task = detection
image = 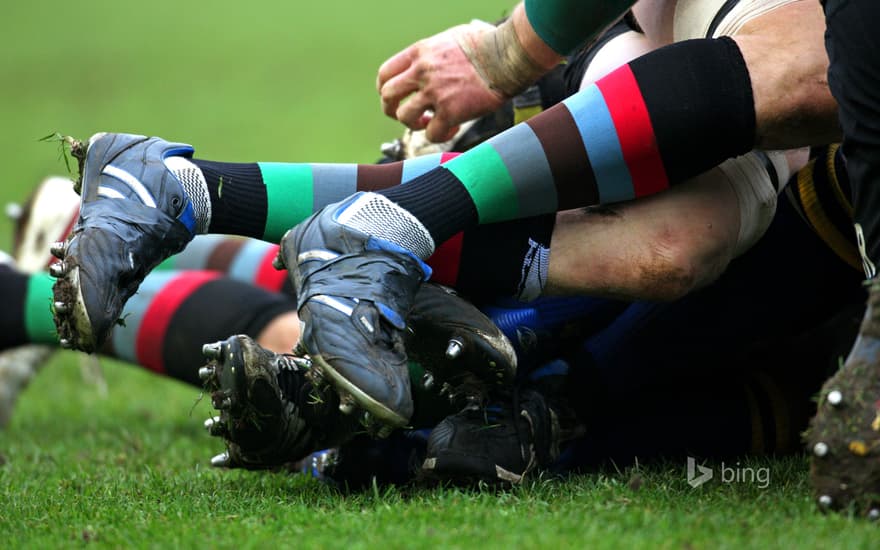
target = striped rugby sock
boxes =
[158,224,556,303]
[157,235,290,293]
[786,144,860,271]
[379,37,756,246]
[194,153,458,243]
[428,214,556,300]
[0,261,292,385]
[0,268,57,349]
[109,270,296,385]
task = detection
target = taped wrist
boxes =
[457,17,547,98]
[718,150,789,257]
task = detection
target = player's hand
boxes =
[377,21,507,143]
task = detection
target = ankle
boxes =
[164,156,211,234]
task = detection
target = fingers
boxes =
[396,94,433,130]
[418,112,434,128]
[377,46,415,91]
[380,67,422,119]
[377,23,498,138]
[425,116,460,144]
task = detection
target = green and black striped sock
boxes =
[0,268,56,349]
[194,153,459,242]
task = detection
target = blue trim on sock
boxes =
[179,202,197,235]
[331,192,365,222]
[365,236,432,281]
[163,145,195,159]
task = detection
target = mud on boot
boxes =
[807,281,880,518]
[52,133,209,353]
[274,192,435,432]
[406,283,516,402]
[200,334,358,470]
[421,388,567,485]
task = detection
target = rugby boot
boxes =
[421,388,559,485]
[201,334,358,470]
[808,281,880,518]
[422,359,585,485]
[406,283,516,397]
[276,192,432,432]
[52,133,208,352]
[326,430,432,489]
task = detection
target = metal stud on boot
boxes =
[199,334,358,470]
[807,281,880,516]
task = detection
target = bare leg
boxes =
[546,172,741,301]
[733,1,838,149]
[255,311,300,354]
[543,19,809,301]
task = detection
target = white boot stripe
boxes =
[97,186,126,200]
[102,165,156,208]
[310,295,354,317]
[298,250,339,264]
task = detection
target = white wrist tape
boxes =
[718,149,790,257]
[456,18,547,98]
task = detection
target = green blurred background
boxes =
[0,0,511,246]
[4,4,880,547]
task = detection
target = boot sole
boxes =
[311,353,408,432]
[53,264,98,353]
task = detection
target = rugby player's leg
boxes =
[807,0,880,516]
[558,183,864,469]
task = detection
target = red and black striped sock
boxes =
[428,214,556,301]
[160,235,290,294]
[109,270,296,386]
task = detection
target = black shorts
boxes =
[823,0,880,274]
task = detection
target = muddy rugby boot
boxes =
[201,334,358,470]
[406,283,516,397]
[200,285,517,469]
[52,133,209,352]
[422,388,560,485]
[275,192,434,433]
[808,281,880,518]
[423,358,584,485]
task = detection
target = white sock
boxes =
[336,192,435,259]
[164,156,212,234]
[516,238,550,302]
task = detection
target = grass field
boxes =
[0,1,877,548]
